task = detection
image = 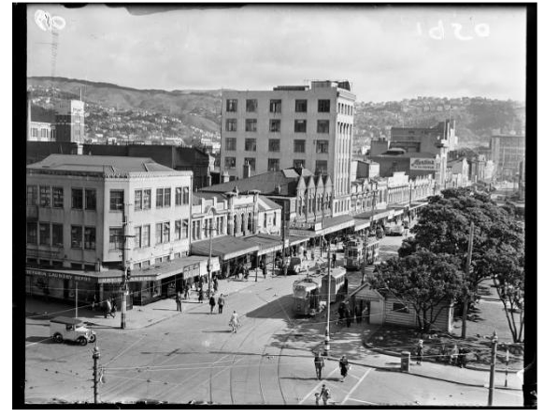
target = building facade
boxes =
[26,154,195,305]
[220,80,356,215]
[489,134,525,179]
[54,100,85,144]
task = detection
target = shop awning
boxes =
[354,218,370,232]
[190,235,260,261]
[316,214,354,236]
[242,233,286,256]
[288,234,310,246]
[409,200,428,210]
[354,209,391,222]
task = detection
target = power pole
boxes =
[120,202,133,330]
[488,331,498,406]
[461,221,475,339]
[282,203,288,277]
[92,346,100,404]
[324,241,331,356]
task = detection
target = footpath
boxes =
[25,252,523,395]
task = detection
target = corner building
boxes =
[221,80,356,216]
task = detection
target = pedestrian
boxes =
[229,310,240,333]
[198,288,204,303]
[339,355,349,382]
[415,339,424,365]
[218,294,225,314]
[332,253,337,265]
[209,294,216,314]
[184,284,190,300]
[110,298,117,318]
[319,384,331,405]
[315,392,321,405]
[91,294,98,311]
[213,278,218,292]
[345,307,352,328]
[262,263,267,279]
[104,298,112,318]
[355,304,362,324]
[314,352,325,380]
[450,344,459,365]
[175,291,182,312]
[458,347,468,368]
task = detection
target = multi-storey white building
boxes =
[220,80,356,216]
[489,134,525,179]
[25,154,202,305]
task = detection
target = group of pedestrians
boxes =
[208,293,226,314]
[337,301,364,327]
[312,352,351,405]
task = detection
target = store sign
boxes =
[410,158,438,171]
[25,268,93,282]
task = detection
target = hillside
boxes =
[27,77,524,147]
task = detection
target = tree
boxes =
[369,250,464,333]
[402,187,525,342]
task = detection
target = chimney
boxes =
[222,170,230,183]
[243,160,251,179]
[274,184,282,194]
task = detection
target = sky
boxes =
[26,4,528,103]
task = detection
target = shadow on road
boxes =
[245,295,293,320]
[26,336,55,344]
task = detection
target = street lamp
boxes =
[324,240,332,356]
[488,330,499,406]
[206,210,217,298]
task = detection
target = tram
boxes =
[292,277,322,316]
[321,267,347,303]
[344,237,380,270]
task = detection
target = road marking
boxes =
[340,367,373,405]
[298,367,339,404]
[345,397,378,405]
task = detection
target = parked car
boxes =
[50,316,96,346]
[385,223,404,236]
[287,257,310,274]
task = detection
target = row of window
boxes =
[226,98,332,114]
[26,222,97,250]
[225,118,330,134]
[30,127,55,139]
[27,186,190,211]
[226,138,329,154]
[225,157,328,173]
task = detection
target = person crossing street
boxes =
[314,352,325,380]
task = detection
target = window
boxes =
[295,99,307,112]
[317,120,330,134]
[39,223,50,246]
[155,222,170,244]
[245,138,256,152]
[270,99,281,113]
[27,222,38,244]
[294,140,306,153]
[244,158,256,171]
[175,220,181,240]
[226,137,237,151]
[393,302,410,314]
[246,99,257,112]
[263,213,267,228]
[225,157,236,169]
[52,224,63,247]
[72,225,83,249]
[39,186,51,207]
[155,188,171,208]
[134,226,142,248]
[318,99,330,112]
[182,187,190,205]
[143,189,151,209]
[245,119,257,132]
[269,119,281,132]
[315,160,328,174]
[52,187,63,208]
[268,159,280,172]
[72,188,83,209]
[142,225,150,247]
[108,227,123,250]
[175,187,182,206]
[225,119,237,132]
[135,190,143,211]
[27,185,38,206]
[192,220,201,240]
[293,159,306,168]
[294,120,307,133]
[316,140,329,153]
[182,219,189,239]
[85,189,96,210]
[110,190,124,211]
[269,139,280,152]
[84,227,96,250]
[226,99,237,112]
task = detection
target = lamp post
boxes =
[488,330,499,406]
[324,240,331,356]
[206,214,216,298]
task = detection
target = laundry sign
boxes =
[410,158,438,171]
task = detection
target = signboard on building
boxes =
[410,158,439,171]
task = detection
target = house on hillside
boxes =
[348,283,454,333]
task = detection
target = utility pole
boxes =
[488,331,498,406]
[324,241,331,356]
[461,221,475,339]
[75,282,78,319]
[207,217,214,298]
[92,346,100,404]
[281,203,288,277]
[120,202,133,330]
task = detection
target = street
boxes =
[25,234,523,406]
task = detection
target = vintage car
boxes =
[50,316,96,346]
[287,257,310,274]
